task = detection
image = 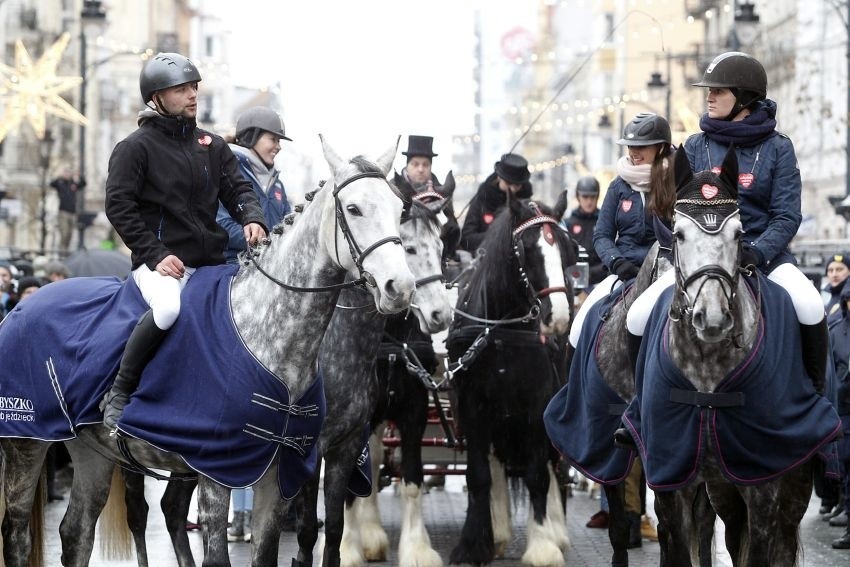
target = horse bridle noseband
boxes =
[670,231,743,322]
[511,206,570,301]
[249,171,402,293]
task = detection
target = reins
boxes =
[246,170,402,293]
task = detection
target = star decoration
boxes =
[0,33,87,142]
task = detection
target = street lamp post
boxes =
[78,0,106,250]
[38,130,56,253]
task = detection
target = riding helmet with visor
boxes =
[235,106,293,148]
[139,52,202,104]
[575,176,600,197]
[692,51,767,120]
[616,113,671,147]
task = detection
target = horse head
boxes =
[320,135,415,314]
[671,146,742,343]
[508,199,576,336]
[396,171,455,334]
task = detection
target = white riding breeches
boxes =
[132,264,196,330]
[626,262,824,336]
[569,273,622,348]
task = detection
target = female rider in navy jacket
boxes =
[627,52,828,392]
[568,113,675,348]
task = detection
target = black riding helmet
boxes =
[616,113,671,146]
[693,52,767,120]
[575,176,600,196]
[139,52,202,105]
[235,106,293,148]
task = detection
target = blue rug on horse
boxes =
[544,287,636,485]
[0,265,326,496]
[622,272,842,490]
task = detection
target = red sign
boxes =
[500,27,535,60]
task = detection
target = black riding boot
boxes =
[613,332,643,449]
[100,310,167,431]
[627,331,642,371]
[800,320,828,395]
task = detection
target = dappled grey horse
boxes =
[0,136,415,567]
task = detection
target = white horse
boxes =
[0,136,414,567]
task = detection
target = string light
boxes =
[0,33,87,142]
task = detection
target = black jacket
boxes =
[105,112,266,270]
[829,303,850,416]
[563,208,605,284]
[459,173,532,253]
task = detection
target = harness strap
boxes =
[242,423,314,456]
[669,388,745,408]
[116,435,197,481]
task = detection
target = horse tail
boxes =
[98,465,133,561]
[27,469,45,567]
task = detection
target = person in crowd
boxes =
[626,51,829,397]
[830,284,850,549]
[567,112,675,350]
[558,175,605,286]
[44,260,70,282]
[393,135,461,262]
[0,262,13,319]
[459,153,532,253]
[100,52,267,432]
[217,106,292,266]
[825,253,850,323]
[216,106,293,540]
[49,168,85,252]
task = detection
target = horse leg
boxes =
[121,469,150,567]
[160,476,198,567]
[197,476,232,567]
[653,488,695,567]
[58,442,113,567]
[543,463,570,552]
[521,439,566,567]
[292,465,321,567]
[1,439,48,567]
[770,463,812,566]
[449,394,493,566]
[489,453,511,556]
[692,482,716,567]
[396,387,440,567]
[323,445,364,567]
[344,428,388,563]
[704,482,746,565]
[604,483,630,567]
[249,466,290,567]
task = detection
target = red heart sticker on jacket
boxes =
[198,135,212,146]
[483,213,494,224]
[701,184,719,199]
[739,173,754,188]
[571,225,582,234]
[711,166,722,174]
[621,200,632,213]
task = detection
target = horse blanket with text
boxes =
[0,265,326,497]
[622,273,842,490]
[544,286,636,485]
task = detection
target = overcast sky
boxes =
[212,0,478,178]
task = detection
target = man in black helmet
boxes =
[101,52,268,432]
[560,176,605,286]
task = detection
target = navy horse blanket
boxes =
[544,286,636,485]
[622,272,842,490]
[0,265,326,496]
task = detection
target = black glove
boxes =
[740,245,760,269]
[611,258,640,281]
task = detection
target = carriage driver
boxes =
[626,52,828,393]
[101,52,268,432]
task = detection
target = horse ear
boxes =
[552,190,569,221]
[374,135,400,176]
[673,145,693,192]
[437,171,456,199]
[718,145,739,199]
[392,170,416,202]
[319,134,346,178]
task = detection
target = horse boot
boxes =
[100,310,168,432]
[800,320,828,395]
[626,511,642,548]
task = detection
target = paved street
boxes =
[40,469,849,566]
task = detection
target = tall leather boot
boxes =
[100,310,167,431]
[800,320,828,395]
[627,331,642,372]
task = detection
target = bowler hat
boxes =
[494,153,530,185]
[402,135,438,158]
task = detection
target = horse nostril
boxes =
[431,311,443,325]
[693,311,704,329]
[383,279,396,298]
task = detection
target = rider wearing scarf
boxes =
[627,52,828,395]
[568,113,674,349]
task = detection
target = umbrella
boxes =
[65,249,132,279]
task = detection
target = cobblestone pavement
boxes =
[39,471,849,566]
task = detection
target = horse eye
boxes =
[345,205,363,216]
[405,246,417,255]
[674,231,684,241]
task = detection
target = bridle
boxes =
[249,170,402,293]
[670,236,740,322]
[403,190,448,293]
[511,203,570,301]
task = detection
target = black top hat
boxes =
[494,153,530,185]
[402,135,438,158]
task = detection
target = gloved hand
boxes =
[612,258,640,281]
[740,245,761,269]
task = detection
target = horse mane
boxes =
[349,155,383,174]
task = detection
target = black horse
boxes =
[445,198,576,566]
